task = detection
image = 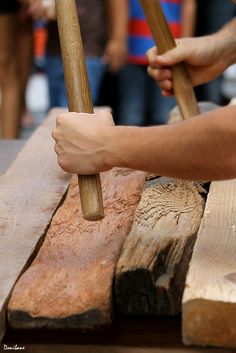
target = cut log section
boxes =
[115,177,206,315]
[8,169,146,330]
[182,179,236,348]
[0,109,71,341]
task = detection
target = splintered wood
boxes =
[0,109,70,341]
[183,179,236,348]
[8,169,146,329]
[115,177,206,315]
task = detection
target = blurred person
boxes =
[17,3,34,128]
[195,0,236,104]
[0,1,34,138]
[26,0,128,108]
[0,1,21,138]
[117,0,196,126]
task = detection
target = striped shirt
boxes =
[128,0,182,64]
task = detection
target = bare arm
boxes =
[52,106,236,181]
[103,0,128,72]
[180,0,196,37]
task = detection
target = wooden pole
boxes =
[140,0,200,119]
[55,0,104,221]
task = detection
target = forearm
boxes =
[107,0,128,41]
[180,0,196,37]
[107,106,236,181]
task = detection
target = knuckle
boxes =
[56,114,65,125]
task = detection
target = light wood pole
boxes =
[55,0,104,221]
[140,0,200,119]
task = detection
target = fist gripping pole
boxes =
[56,0,104,221]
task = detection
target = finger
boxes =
[51,128,61,141]
[54,143,60,155]
[147,66,172,81]
[56,114,67,126]
[146,46,158,65]
[162,90,173,97]
[155,43,189,67]
[159,79,173,91]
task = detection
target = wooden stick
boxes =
[55,0,104,221]
[140,0,200,119]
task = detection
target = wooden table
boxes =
[0,140,232,353]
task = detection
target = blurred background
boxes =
[1,0,236,140]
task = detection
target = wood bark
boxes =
[0,109,71,341]
[182,179,236,348]
[115,177,206,315]
[8,169,146,330]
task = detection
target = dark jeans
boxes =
[118,64,175,126]
[45,54,107,108]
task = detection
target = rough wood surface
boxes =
[0,109,71,341]
[182,179,236,348]
[8,169,146,330]
[115,177,206,315]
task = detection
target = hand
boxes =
[146,35,229,96]
[52,110,115,175]
[23,0,56,21]
[103,39,127,73]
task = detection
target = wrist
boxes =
[104,125,141,170]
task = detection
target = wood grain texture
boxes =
[0,109,70,341]
[140,0,200,119]
[182,179,236,348]
[8,169,146,330]
[115,177,206,315]
[56,0,104,221]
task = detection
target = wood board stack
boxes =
[0,109,236,349]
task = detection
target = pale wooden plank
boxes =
[0,109,71,341]
[183,179,236,348]
[115,177,206,315]
[7,169,146,329]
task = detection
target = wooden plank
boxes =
[0,140,26,175]
[0,109,71,341]
[7,169,146,329]
[115,177,206,315]
[182,179,236,348]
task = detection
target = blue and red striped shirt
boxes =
[128,0,182,65]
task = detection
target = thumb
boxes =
[156,45,189,66]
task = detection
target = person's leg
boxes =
[117,64,147,126]
[45,54,68,108]
[0,14,20,138]
[147,77,175,125]
[85,57,106,105]
[17,9,34,127]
